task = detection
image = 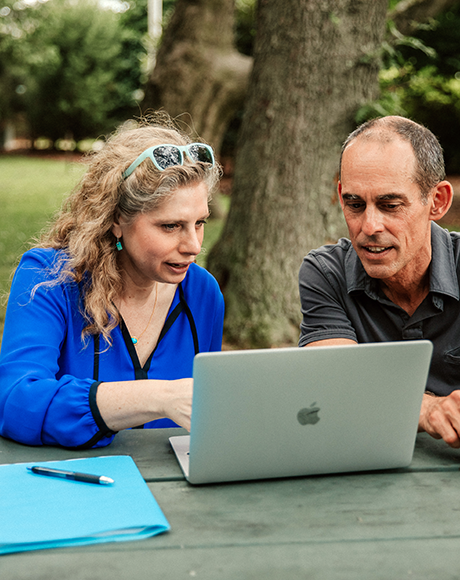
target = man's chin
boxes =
[360,260,395,281]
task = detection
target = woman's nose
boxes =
[181,229,202,255]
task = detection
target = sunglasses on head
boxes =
[122,142,215,179]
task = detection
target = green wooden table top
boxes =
[2,430,460,479]
[0,428,188,482]
[2,430,460,579]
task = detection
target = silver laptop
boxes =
[170,340,433,484]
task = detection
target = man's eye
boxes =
[346,202,364,211]
[162,224,178,231]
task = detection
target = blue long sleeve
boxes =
[0,249,110,447]
[0,249,224,447]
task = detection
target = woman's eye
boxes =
[162,224,178,231]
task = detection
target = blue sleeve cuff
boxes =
[67,382,117,450]
[89,381,117,437]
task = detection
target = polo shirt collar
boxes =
[344,222,459,301]
[429,222,459,299]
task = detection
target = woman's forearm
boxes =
[96,378,193,431]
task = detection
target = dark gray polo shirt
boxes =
[299,222,460,396]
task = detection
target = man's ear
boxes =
[430,181,454,222]
[338,181,344,210]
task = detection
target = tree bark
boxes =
[142,0,252,154]
[207,0,388,348]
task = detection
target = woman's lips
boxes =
[166,261,192,272]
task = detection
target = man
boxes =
[298,115,460,448]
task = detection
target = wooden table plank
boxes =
[2,538,460,580]
[2,431,460,485]
[147,471,460,548]
[2,431,460,486]
[0,429,187,481]
[410,432,460,469]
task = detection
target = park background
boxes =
[2,0,460,349]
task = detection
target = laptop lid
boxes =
[170,340,433,484]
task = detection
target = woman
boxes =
[0,117,224,448]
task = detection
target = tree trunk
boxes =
[207,0,388,348]
[142,0,252,154]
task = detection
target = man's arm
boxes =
[304,338,357,347]
[419,392,460,449]
[298,250,359,347]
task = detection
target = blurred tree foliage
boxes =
[6,0,459,168]
[0,0,148,143]
[358,2,460,173]
[234,0,256,56]
[0,0,256,145]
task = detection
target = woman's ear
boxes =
[430,181,454,222]
[111,211,123,238]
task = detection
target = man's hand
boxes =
[418,391,460,448]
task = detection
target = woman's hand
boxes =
[158,378,193,431]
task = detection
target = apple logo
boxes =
[297,403,320,425]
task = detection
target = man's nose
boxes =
[361,207,384,236]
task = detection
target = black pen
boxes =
[27,466,114,485]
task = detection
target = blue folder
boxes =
[0,455,170,555]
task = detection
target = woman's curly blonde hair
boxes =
[36,114,221,344]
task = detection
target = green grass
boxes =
[0,156,86,327]
[0,155,227,341]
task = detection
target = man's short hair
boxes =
[339,116,446,202]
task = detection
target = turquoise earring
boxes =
[116,237,123,251]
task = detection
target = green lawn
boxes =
[0,156,85,331]
[0,154,227,342]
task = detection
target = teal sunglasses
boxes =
[122,142,215,179]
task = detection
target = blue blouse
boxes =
[0,248,224,448]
